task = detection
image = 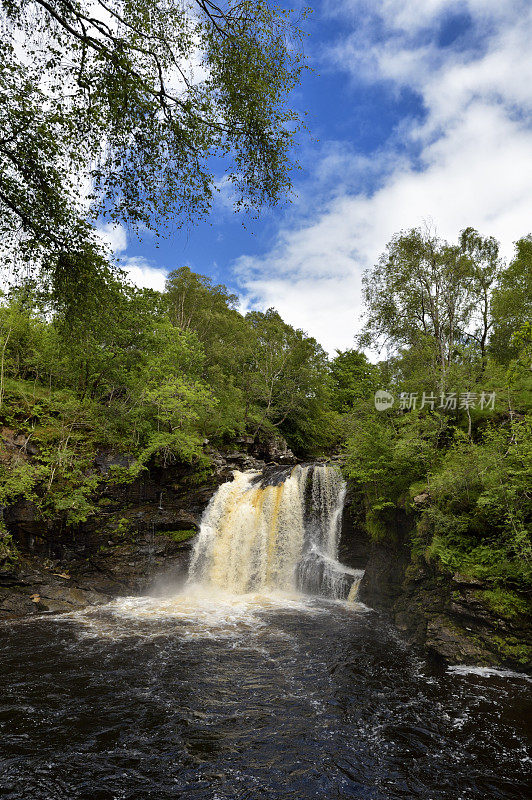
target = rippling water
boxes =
[1,591,530,800]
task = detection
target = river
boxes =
[1,591,530,799]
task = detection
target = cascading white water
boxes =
[65,464,366,641]
[188,464,364,601]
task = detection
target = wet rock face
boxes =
[357,510,412,607]
[0,531,195,620]
[252,434,296,464]
[251,464,294,487]
[207,449,267,481]
[338,488,371,571]
[0,561,110,617]
[359,511,532,672]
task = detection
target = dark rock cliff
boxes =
[358,508,532,672]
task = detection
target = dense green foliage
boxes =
[344,227,532,606]
[1,0,307,297]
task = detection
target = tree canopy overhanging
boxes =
[0,0,308,295]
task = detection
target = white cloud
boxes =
[234,1,532,355]
[95,222,128,255]
[94,223,167,291]
[121,257,168,292]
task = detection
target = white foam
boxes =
[60,585,327,640]
[56,581,370,641]
[448,665,532,682]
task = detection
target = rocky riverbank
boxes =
[358,506,532,672]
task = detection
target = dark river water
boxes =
[0,591,530,800]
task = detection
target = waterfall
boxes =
[188,464,364,601]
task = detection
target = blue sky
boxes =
[98,0,532,355]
